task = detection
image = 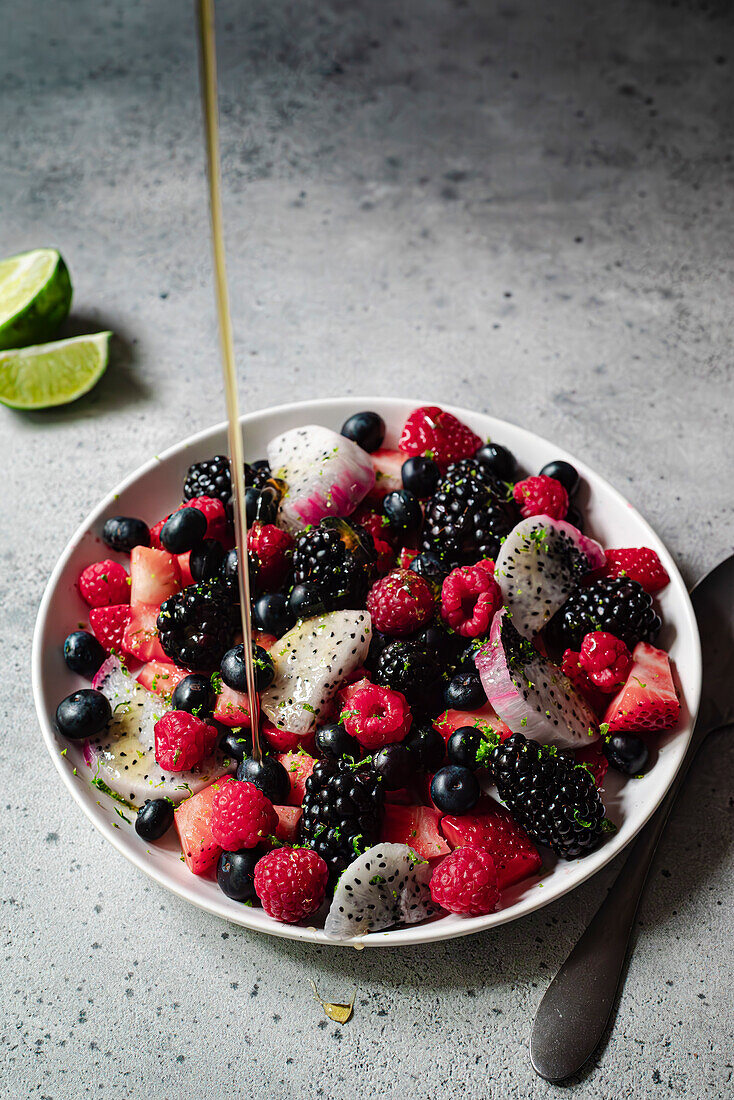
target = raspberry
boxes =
[181,496,229,544]
[366,568,435,636]
[399,406,482,471]
[254,846,329,923]
[513,475,568,520]
[350,504,395,546]
[399,547,418,569]
[88,604,131,653]
[561,649,606,713]
[154,710,218,772]
[579,631,632,693]
[78,560,130,608]
[247,522,294,589]
[600,547,670,595]
[429,846,500,916]
[440,563,503,638]
[210,778,278,850]
[340,682,412,750]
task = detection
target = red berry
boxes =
[210,778,278,850]
[399,405,482,471]
[440,563,503,638]
[254,846,329,923]
[441,802,541,890]
[579,631,632,693]
[78,559,131,608]
[247,522,294,589]
[602,547,670,594]
[88,604,131,653]
[350,504,395,546]
[154,710,218,772]
[149,517,167,550]
[180,496,229,544]
[561,649,606,713]
[574,742,609,788]
[429,846,500,916]
[340,682,412,750]
[513,475,569,520]
[366,568,434,636]
[398,547,418,569]
[373,537,396,576]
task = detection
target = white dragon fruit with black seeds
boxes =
[495,515,605,638]
[324,843,439,938]
[267,424,375,533]
[261,610,371,736]
[475,609,599,750]
[89,657,232,804]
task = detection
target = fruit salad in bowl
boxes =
[33,398,699,945]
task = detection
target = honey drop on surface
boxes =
[309,980,356,1025]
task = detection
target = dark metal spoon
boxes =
[530,555,734,1082]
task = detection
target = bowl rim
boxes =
[32,395,702,947]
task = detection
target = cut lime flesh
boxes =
[0,332,111,409]
[0,248,73,350]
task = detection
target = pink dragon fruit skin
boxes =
[475,609,599,751]
[494,515,606,639]
[266,425,376,533]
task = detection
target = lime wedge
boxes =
[0,248,73,350]
[0,332,111,409]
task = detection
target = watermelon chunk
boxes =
[603,642,680,733]
[433,703,513,746]
[441,800,542,890]
[381,804,450,860]
[213,684,251,727]
[273,804,302,843]
[175,782,223,876]
[367,448,404,501]
[276,751,316,806]
[129,546,181,606]
[122,603,167,663]
[136,660,187,698]
[177,552,194,587]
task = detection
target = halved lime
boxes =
[0,332,111,409]
[0,248,73,350]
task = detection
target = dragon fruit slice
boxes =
[88,656,232,805]
[267,425,375,533]
[475,609,599,750]
[324,843,439,938]
[495,515,605,638]
[261,610,371,736]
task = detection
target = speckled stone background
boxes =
[1,0,733,1096]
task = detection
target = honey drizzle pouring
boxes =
[196,0,261,761]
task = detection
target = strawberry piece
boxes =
[136,660,188,697]
[381,804,450,860]
[129,546,180,606]
[603,642,680,733]
[601,547,670,594]
[122,604,167,662]
[367,448,404,500]
[399,406,482,471]
[175,783,222,876]
[88,604,130,653]
[441,799,542,890]
[276,751,316,806]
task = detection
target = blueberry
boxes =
[172,674,214,716]
[474,442,517,481]
[102,516,150,553]
[443,671,486,710]
[383,489,422,537]
[404,724,445,772]
[221,644,274,693]
[446,727,485,770]
[314,724,360,760]
[603,733,649,776]
[248,459,271,479]
[430,765,480,814]
[372,743,413,789]
[160,507,207,553]
[63,631,105,678]
[341,411,385,453]
[190,538,225,582]
[288,582,326,621]
[217,849,261,902]
[401,456,439,498]
[365,629,391,671]
[220,547,239,595]
[245,486,279,525]
[566,504,584,532]
[409,551,448,586]
[135,798,174,841]
[55,689,111,740]
[236,754,290,803]
[539,460,580,496]
[252,593,294,637]
[219,728,253,762]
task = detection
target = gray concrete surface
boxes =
[1,0,733,1096]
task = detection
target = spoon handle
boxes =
[530,726,705,1082]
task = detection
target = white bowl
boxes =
[32,397,701,947]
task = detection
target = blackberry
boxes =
[292,518,376,611]
[490,732,609,859]
[373,638,443,713]
[546,577,661,652]
[183,455,273,513]
[422,459,520,567]
[299,757,385,875]
[157,580,237,671]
